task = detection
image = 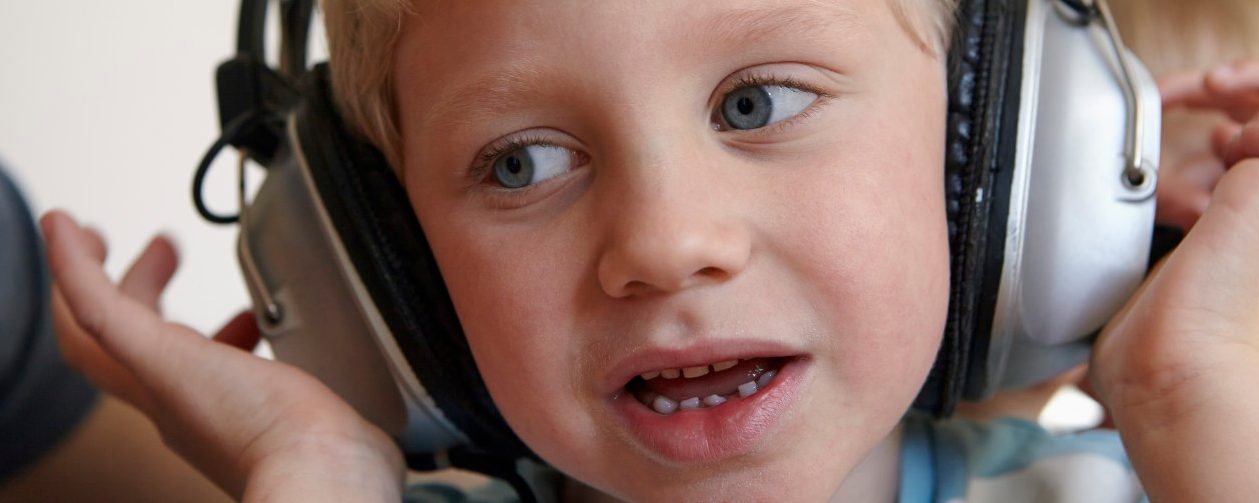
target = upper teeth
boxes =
[641,359,740,381]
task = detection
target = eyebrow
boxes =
[419,2,865,133]
[692,2,864,53]
[420,60,549,134]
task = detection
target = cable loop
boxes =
[192,111,268,224]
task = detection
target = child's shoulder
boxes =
[900,413,1145,503]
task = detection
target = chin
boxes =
[583,451,854,503]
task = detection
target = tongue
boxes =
[643,358,781,401]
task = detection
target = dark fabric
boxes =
[0,166,99,482]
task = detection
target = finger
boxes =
[42,211,275,423]
[1155,191,1212,232]
[1221,121,1259,167]
[212,311,262,352]
[1203,65,1259,123]
[1154,150,1227,231]
[119,234,179,310]
[41,211,192,378]
[1161,61,1259,121]
[42,210,125,339]
[1212,122,1245,160]
[1209,58,1259,87]
[51,286,156,411]
[82,226,108,264]
[1160,71,1211,109]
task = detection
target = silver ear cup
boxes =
[236,116,468,454]
[980,0,1160,395]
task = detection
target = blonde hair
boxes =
[321,0,410,169]
[1108,0,1259,76]
[321,0,958,170]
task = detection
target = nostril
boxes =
[620,280,653,297]
[695,266,729,282]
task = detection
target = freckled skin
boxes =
[393,0,950,500]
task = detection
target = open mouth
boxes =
[624,357,790,415]
[608,348,809,463]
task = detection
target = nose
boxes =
[595,149,752,298]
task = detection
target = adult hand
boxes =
[1090,60,1259,501]
[42,210,403,502]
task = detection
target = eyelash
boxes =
[724,72,829,98]
[467,133,556,191]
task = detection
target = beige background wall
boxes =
[0,2,327,334]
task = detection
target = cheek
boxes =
[412,201,603,462]
[776,79,950,395]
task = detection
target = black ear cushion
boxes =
[915,0,1026,415]
[292,64,532,459]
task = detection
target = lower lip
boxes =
[609,357,809,465]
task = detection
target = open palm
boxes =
[42,210,403,501]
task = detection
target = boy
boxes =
[40,0,1259,501]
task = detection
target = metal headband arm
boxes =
[1058,0,1154,193]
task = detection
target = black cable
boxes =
[192,111,266,225]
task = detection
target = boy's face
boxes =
[394,0,950,499]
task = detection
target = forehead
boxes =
[394,0,908,132]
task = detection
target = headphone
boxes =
[195,0,1162,493]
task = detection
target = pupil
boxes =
[506,156,522,174]
[721,86,772,131]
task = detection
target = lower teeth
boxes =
[652,396,678,414]
[641,370,781,416]
[757,369,778,388]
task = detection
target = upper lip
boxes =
[602,339,805,395]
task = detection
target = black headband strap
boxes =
[279,0,315,77]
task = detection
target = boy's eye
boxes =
[718,84,817,130]
[490,144,579,189]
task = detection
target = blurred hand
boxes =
[42,211,403,502]
[1155,58,1259,230]
[1089,59,1259,500]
